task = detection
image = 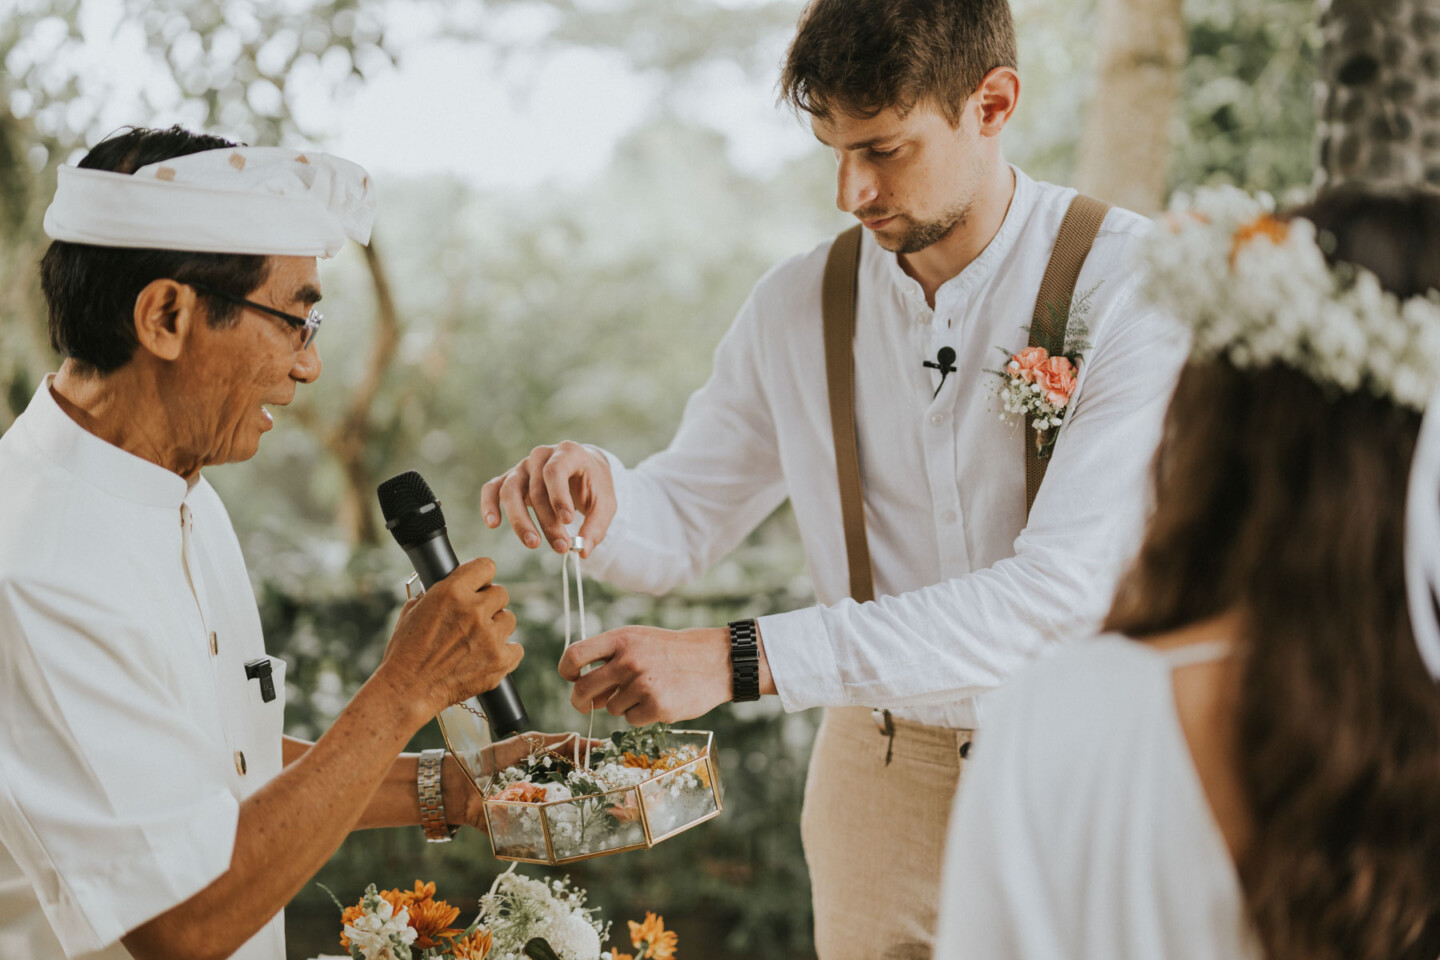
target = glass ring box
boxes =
[439,703,724,864]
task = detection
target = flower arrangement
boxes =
[481,724,721,864]
[1139,186,1440,411]
[989,285,1096,457]
[324,870,677,960]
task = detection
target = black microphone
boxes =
[923,346,958,398]
[377,470,530,739]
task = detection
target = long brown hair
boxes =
[1106,187,1440,960]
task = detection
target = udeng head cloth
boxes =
[43,146,377,258]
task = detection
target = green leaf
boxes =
[523,937,565,960]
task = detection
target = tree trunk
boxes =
[1074,0,1187,214]
[296,237,402,546]
[1315,0,1440,190]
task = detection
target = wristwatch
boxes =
[417,748,460,842]
[728,618,761,702]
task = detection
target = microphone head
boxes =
[377,470,448,547]
[937,346,956,366]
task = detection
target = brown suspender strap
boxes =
[821,195,1109,603]
[822,224,874,604]
[1024,194,1111,516]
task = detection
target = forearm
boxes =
[351,752,479,830]
[759,550,1111,712]
[122,673,428,960]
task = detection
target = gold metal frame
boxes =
[473,730,725,864]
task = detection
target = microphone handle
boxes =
[403,532,530,739]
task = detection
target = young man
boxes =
[0,127,526,960]
[482,1,1185,955]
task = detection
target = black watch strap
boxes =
[729,618,761,702]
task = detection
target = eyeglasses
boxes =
[187,281,323,350]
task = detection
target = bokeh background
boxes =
[0,1,1318,957]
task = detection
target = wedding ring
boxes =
[570,535,586,553]
[404,572,423,600]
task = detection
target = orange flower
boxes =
[622,751,654,769]
[338,902,365,950]
[449,928,494,959]
[1230,214,1289,266]
[610,793,642,823]
[408,895,464,949]
[380,879,435,908]
[629,912,678,960]
[494,781,548,803]
[611,951,635,960]
[1006,345,1049,383]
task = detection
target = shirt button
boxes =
[234,751,247,776]
[209,632,219,656]
[942,509,958,523]
[930,413,946,425]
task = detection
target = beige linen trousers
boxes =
[801,706,973,960]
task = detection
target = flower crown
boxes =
[1138,186,1440,411]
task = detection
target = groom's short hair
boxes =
[780,0,1017,127]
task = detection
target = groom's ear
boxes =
[974,67,1020,138]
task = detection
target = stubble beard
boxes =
[868,200,973,255]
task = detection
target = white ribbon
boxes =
[561,537,598,767]
[43,146,377,258]
[1404,392,1440,680]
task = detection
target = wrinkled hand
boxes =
[479,441,615,558]
[558,626,731,726]
[379,557,522,717]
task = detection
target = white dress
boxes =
[935,635,1262,960]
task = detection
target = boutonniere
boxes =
[989,283,1099,460]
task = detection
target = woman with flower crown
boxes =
[933,185,1440,960]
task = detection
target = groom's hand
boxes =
[558,626,733,725]
[480,441,615,558]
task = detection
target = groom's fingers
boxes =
[559,632,620,684]
[496,465,542,548]
[524,448,569,553]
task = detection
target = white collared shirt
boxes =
[0,378,285,960]
[584,168,1188,728]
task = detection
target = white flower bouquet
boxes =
[319,870,678,960]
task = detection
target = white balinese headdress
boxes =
[43,145,377,258]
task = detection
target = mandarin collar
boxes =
[19,375,195,510]
[879,164,1037,314]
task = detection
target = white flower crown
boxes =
[1138,186,1440,412]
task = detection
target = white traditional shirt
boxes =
[935,636,1261,960]
[585,167,1188,728]
[0,377,286,960]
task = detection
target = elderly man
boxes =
[0,126,521,960]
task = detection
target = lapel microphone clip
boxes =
[924,346,958,399]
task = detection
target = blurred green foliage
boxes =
[0,1,1322,957]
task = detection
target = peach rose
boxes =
[494,781,547,803]
[610,794,642,823]
[1035,355,1078,408]
[1006,345,1050,383]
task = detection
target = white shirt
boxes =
[0,378,286,960]
[585,168,1188,727]
[935,636,1260,960]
